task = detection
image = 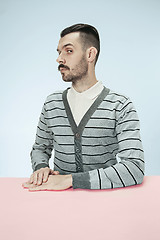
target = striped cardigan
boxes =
[30,86,145,189]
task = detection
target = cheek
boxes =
[66,51,85,68]
[69,56,83,67]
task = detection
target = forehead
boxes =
[57,32,81,50]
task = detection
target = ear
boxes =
[87,47,97,63]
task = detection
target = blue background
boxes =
[0,0,159,177]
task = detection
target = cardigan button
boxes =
[75,133,80,138]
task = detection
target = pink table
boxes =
[0,176,160,240]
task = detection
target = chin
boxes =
[62,75,74,82]
[62,77,73,82]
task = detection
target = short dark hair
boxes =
[60,23,100,64]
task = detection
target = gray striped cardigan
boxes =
[30,86,145,189]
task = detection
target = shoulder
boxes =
[45,90,64,103]
[103,88,136,113]
[107,88,130,104]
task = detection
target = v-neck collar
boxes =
[62,86,110,136]
[68,81,104,100]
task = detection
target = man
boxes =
[23,23,145,191]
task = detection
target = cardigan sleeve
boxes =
[30,101,54,172]
[71,98,145,189]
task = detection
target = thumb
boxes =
[50,170,60,175]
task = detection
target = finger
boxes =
[29,174,34,184]
[29,184,47,192]
[33,172,38,185]
[22,182,34,188]
[24,178,30,184]
[37,171,44,185]
[43,170,49,183]
[50,170,60,175]
[22,182,28,188]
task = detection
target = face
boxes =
[56,32,88,82]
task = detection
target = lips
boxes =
[58,64,69,71]
[60,67,67,71]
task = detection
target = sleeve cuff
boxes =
[34,163,49,172]
[71,171,91,189]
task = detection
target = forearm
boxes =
[31,101,54,172]
[71,157,144,190]
[90,158,144,189]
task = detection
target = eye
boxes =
[67,49,73,53]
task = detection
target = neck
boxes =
[72,69,98,93]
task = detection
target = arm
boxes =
[24,98,72,190]
[71,98,145,189]
[30,101,54,172]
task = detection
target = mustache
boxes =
[58,64,70,71]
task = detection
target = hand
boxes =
[27,167,60,186]
[22,174,73,191]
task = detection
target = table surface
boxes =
[0,176,160,240]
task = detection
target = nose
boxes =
[56,54,66,64]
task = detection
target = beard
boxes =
[60,55,88,82]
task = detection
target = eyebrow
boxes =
[57,43,74,52]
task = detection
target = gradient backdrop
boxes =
[0,0,160,177]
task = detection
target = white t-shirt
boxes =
[67,81,104,125]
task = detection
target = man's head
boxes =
[56,23,100,82]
